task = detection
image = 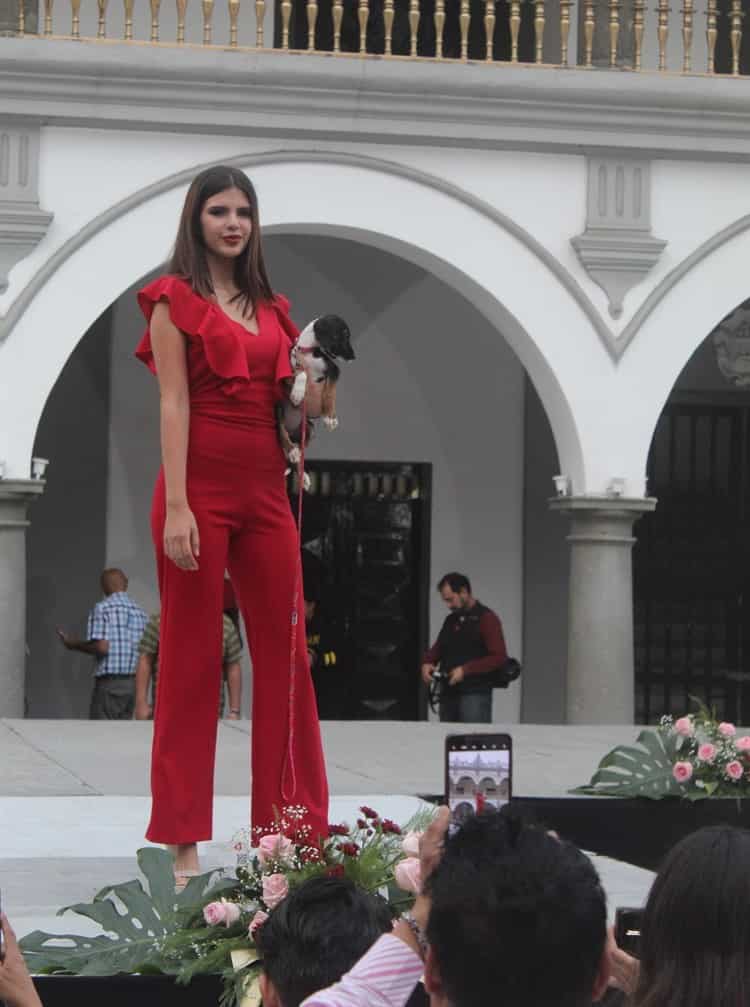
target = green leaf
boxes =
[20,849,233,977]
[571,728,682,799]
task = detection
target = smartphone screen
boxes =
[614,907,643,958]
[445,733,512,828]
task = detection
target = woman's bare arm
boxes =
[150,301,200,571]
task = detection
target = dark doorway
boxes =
[289,460,432,720]
[634,400,750,724]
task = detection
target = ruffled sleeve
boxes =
[270,293,300,386]
[135,275,251,392]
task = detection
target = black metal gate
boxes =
[289,460,432,720]
[634,401,750,723]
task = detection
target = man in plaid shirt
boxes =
[57,568,148,719]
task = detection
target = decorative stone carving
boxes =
[712,302,750,387]
[571,157,666,319]
[0,123,53,293]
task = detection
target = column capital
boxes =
[0,478,45,527]
[549,494,657,516]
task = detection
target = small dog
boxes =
[277,314,355,466]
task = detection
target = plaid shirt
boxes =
[87,592,148,678]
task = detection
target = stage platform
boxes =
[1,718,657,943]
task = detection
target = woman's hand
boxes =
[607,927,640,994]
[0,916,43,1007]
[164,502,200,571]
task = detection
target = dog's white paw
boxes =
[288,446,301,465]
[323,416,339,431]
[290,372,307,407]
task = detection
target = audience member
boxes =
[0,916,42,1007]
[302,806,611,1007]
[255,875,392,1006]
[611,825,750,1007]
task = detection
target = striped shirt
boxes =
[301,935,422,1007]
[87,592,148,678]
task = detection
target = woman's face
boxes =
[199,186,252,261]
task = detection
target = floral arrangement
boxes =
[574,701,750,801]
[21,804,432,1007]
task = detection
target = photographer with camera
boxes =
[421,573,509,723]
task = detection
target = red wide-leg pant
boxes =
[145,414,329,844]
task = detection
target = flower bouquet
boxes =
[21,804,432,1007]
[574,701,750,801]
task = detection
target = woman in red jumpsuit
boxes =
[135,165,329,883]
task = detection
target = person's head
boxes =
[634,825,750,1007]
[425,808,609,1007]
[255,876,391,1007]
[437,573,473,611]
[100,568,128,596]
[170,165,273,311]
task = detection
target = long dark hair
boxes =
[169,165,274,314]
[634,825,750,1007]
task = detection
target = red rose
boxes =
[359,806,379,819]
[336,842,360,858]
[381,819,402,835]
[357,818,367,829]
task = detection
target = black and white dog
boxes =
[277,314,355,465]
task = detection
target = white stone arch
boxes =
[617,217,750,485]
[0,151,609,483]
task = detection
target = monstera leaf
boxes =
[20,848,235,976]
[572,728,684,799]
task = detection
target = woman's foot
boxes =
[168,843,200,891]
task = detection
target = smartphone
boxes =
[614,907,643,958]
[444,733,512,830]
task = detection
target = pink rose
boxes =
[257,833,295,867]
[222,899,241,926]
[672,761,693,783]
[726,760,744,781]
[737,736,750,752]
[249,910,269,937]
[203,900,227,926]
[394,857,422,894]
[674,716,694,737]
[719,722,737,737]
[697,743,717,763]
[262,873,289,909]
[401,831,422,858]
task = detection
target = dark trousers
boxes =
[89,676,135,720]
[439,688,492,723]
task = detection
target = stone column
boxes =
[550,495,656,724]
[0,479,45,717]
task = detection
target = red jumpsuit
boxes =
[136,275,329,845]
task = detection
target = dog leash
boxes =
[281,398,306,805]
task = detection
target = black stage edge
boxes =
[422,793,750,871]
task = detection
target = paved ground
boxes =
[0,719,655,941]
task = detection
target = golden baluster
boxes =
[408,0,419,56]
[680,0,693,69]
[176,0,187,41]
[583,0,594,65]
[44,0,53,33]
[705,0,718,71]
[509,0,522,60]
[434,0,445,56]
[484,0,495,59]
[332,0,343,50]
[123,0,134,37]
[97,0,108,35]
[608,0,620,65]
[559,0,572,63]
[358,0,368,52]
[228,0,239,44]
[307,0,317,48]
[281,0,292,48]
[633,0,645,67]
[255,0,265,44]
[17,0,24,36]
[729,0,743,74]
[202,0,214,41]
[71,0,81,36]
[460,0,470,58]
[656,0,669,70]
[384,0,394,53]
[534,0,544,61]
[150,0,160,40]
